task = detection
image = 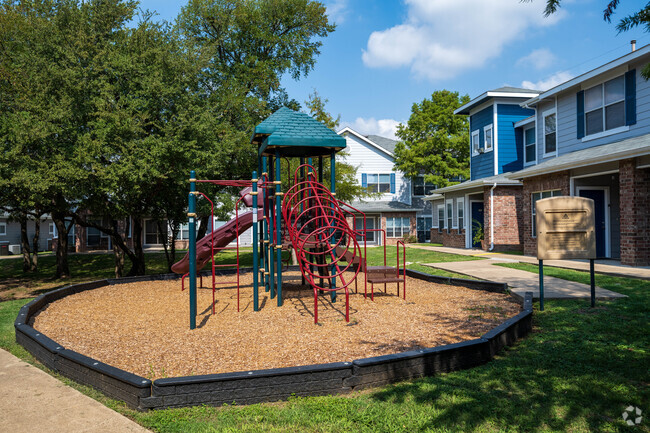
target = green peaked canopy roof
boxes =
[251,107,346,157]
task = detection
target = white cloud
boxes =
[521,71,573,91]
[362,0,565,80]
[343,117,402,140]
[326,0,348,24]
[516,48,557,70]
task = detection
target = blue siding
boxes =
[555,58,650,156]
[470,105,494,180]
[497,104,535,174]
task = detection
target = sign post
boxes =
[535,196,597,311]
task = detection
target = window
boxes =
[524,126,536,164]
[457,198,464,231]
[543,111,556,155]
[366,174,391,193]
[145,219,168,245]
[355,217,375,243]
[49,222,55,236]
[472,130,480,155]
[531,190,562,236]
[416,216,433,242]
[386,217,410,238]
[0,222,5,236]
[584,75,625,136]
[412,176,437,196]
[446,200,453,233]
[484,125,493,152]
[437,205,445,233]
[177,223,199,241]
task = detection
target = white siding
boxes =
[341,133,410,203]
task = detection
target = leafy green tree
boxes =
[530,1,650,78]
[393,90,471,188]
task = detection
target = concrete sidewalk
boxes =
[413,245,650,279]
[424,257,626,300]
[0,349,150,433]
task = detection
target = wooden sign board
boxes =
[536,196,596,260]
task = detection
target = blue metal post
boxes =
[252,171,259,311]
[330,151,337,303]
[275,149,283,306]
[188,170,197,329]
[538,260,544,311]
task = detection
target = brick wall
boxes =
[381,213,417,246]
[429,228,465,247]
[522,172,571,256]
[619,159,650,266]
[482,186,524,253]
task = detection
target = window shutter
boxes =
[390,173,396,194]
[625,69,636,126]
[576,90,585,139]
[361,173,367,188]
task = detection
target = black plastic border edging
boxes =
[15,272,533,411]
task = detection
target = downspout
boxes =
[489,182,497,251]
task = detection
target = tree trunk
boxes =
[19,214,32,273]
[127,218,146,276]
[197,214,210,241]
[163,221,180,272]
[111,218,125,278]
[52,211,70,278]
[31,217,40,272]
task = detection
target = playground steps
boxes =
[366,276,404,284]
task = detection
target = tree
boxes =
[393,90,471,188]
[531,1,650,78]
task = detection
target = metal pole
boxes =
[269,156,275,299]
[330,151,336,303]
[262,157,269,293]
[188,170,197,329]
[538,259,544,311]
[590,258,596,308]
[252,171,259,311]
[275,149,283,306]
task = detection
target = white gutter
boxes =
[489,183,497,251]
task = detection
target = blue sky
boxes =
[138,0,648,139]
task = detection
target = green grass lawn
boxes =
[1,258,648,431]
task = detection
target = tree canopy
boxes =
[393,90,470,188]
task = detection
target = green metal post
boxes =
[269,156,275,299]
[590,259,595,308]
[262,157,270,293]
[275,149,283,306]
[252,171,259,311]
[538,260,544,311]
[330,151,336,303]
[188,170,197,329]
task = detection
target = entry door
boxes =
[471,202,484,248]
[578,189,607,258]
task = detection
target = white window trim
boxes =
[542,108,557,158]
[437,204,445,232]
[0,222,6,236]
[483,124,493,152]
[471,130,480,156]
[583,75,626,140]
[531,189,561,238]
[456,198,465,231]
[581,125,629,142]
[446,199,454,232]
[49,222,55,236]
[523,125,537,166]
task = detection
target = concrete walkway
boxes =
[414,245,650,279]
[424,257,626,300]
[0,349,150,433]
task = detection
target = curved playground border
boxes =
[14,269,533,411]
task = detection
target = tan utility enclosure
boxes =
[536,196,596,260]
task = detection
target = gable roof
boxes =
[422,173,522,199]
[251,107,346,157]
[337,127,396,158]
[523,43,650,107]
[454,87,540,115]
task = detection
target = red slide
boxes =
[171,209,264,275]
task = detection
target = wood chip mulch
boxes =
[31,271,520,380]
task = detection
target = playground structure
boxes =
[172,107,407,329]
